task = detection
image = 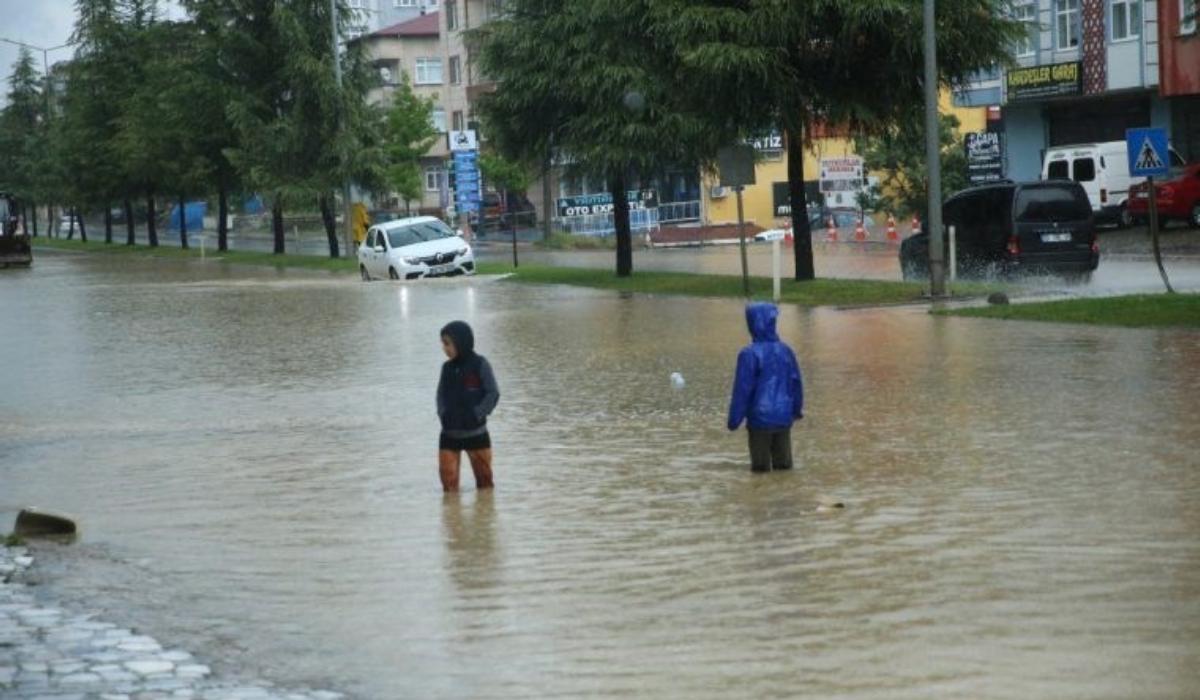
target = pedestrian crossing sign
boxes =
[1126,127,1170,177]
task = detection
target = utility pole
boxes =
[330,0,354,258]
[922,0,946,296]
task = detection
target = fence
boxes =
[555,207,660,237]
[658,200,702,224]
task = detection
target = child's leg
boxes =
[771,429,794,470]
[747,430,772,472]
[466,448,494,489]
[439,450,462,492]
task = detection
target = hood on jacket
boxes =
[441,320,476,360]
[745,303,779,343]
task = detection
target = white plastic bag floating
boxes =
[670,372,685,389]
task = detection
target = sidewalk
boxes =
[0,545,349,700]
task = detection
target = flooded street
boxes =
[2,251,1199,699]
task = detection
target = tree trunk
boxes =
[104,207,113,244]
[217,186,229,252]
[319,194,340,259]
[146,193,159,247]
[178,194,189,249]
[124,199,135,245]
[542,156,553,241]
[20,203,28,235]
[30,201,38,237]
[78,209,88,242]
[785,123,815,281]
[272,198,285,254]
[67,208,76,240]
[611,173,632,277]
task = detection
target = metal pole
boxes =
[331,0,354,258]
[948,224,957,283]
[1147,176,1175,294]
[772,238,782,302]
[736,186,750,297]
[923,0,946,296]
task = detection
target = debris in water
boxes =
[670,372,686,389]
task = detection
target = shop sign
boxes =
[1006,61,1082,102]
[556,190,658,217]
[965,132,1005,184]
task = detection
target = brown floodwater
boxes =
[2,251,1199,699]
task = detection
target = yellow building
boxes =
[702,94,988,229]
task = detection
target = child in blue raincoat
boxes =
[727,303,804,472]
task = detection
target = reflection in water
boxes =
[1,253,1199,699]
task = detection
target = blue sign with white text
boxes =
[1126,127,1170,178]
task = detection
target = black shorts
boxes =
[439,432,492,452]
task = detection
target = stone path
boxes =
[1,545,348,700]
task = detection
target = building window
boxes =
[1111,0,1141,41]
[394,0,418,6]
[446,1,458,30]
[449,55,461,84]
[415,58,442,85]
[425,166,445,192]
[1056,0,1080,49]
[1014,2,1038,56]
[1183,0,1198,34]
[452,110,464,132]
[431,107,446,133]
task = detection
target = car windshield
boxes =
[1014,186,1091,223]
[386,220,456,248]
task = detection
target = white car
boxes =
[358,216,476,281]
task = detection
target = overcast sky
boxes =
[1,1,183,86]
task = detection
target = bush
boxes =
[537,232,616,250]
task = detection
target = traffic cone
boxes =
[853,219,868,242]
[825,216,838,243]
[886,215,899,242]
[784,224,794,245]
[911,214,921,235]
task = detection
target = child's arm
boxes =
[475,358,501,421]
[436,368,447,419]
[727,349,756,431]
[791,355,804,420]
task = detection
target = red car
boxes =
[1127,163,1200,228]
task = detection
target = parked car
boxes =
[1126,162,1200,228]
[900,180,1099,281]
[1042,141,1185,227]
[357,216,475,281]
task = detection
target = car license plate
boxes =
[1041,233,1072,243]
[429,263,454,276]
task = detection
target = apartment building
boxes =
[345,0,438,37]
[1158,0,1200,159]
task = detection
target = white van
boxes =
[1041,141,1185,227]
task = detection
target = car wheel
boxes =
[1190,203,1200,230]
[388,267,400,280]
[900,259,926,282]
[360,265,371,281]
[1118,205,1133,229]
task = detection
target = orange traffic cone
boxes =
[886,215,899,242]
[784,225,794,245]
[853,219,868,242]
[911,214,921,235]
[825,216,838,243]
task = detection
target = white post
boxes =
[200,233,205,261]
[948,224,957,283]
[772,238,782,302]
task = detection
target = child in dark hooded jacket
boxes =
[437,321,500,491]
[727,303,804,472]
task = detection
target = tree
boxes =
[382,78,437,214]
[0,49,46,228]
[474,0,730,277]
[652,0,1022,280]
[854,111,968,222]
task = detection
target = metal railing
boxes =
[555,208,660,237]
[658,200,702,224]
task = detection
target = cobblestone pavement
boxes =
[1,545,348,700]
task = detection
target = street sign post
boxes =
[1126,128,1175,293]
[718,145,757,297]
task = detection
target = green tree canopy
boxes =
[382,78,437,212]
[855,111,968,222]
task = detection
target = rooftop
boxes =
[360,12,440,40]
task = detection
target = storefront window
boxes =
[1056,0,1080,49]
[1183,0,1198,34]
[1111,0,1141,41]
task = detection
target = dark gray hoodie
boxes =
[437,321,500,438]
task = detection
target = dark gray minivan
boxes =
[900,181,1100,281]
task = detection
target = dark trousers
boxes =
[748,428,793,472]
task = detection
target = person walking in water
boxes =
[437,321,500,492]
[727,303,804,472]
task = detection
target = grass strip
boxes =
[937,293,1200,328]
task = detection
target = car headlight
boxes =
[457,247,469,256]
[403,257,422,265]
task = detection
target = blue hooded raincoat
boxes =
[727,303,804,431]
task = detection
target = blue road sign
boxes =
[1126,127,1170,178]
